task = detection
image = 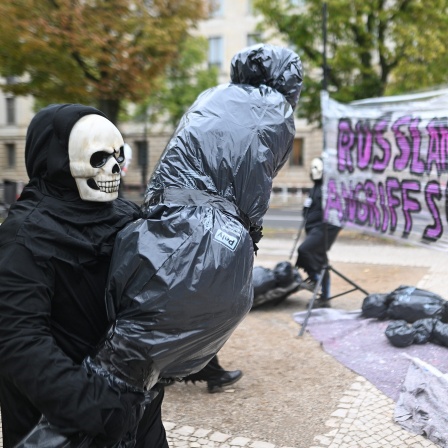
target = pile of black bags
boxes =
[252,261,301,309]
[361,285,448,348]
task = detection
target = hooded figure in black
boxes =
[295,157,341,306]
[13,44,302,447]
[0,104,155,447]
[82,43,303,400]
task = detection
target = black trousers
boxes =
[0,378,41,448]
[182,355,225,383]
[296,224,340,298]
[135,385,169,448]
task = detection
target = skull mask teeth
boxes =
[68,114,125,202]
[88,177,121,193]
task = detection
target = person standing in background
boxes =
[295,157,341,308]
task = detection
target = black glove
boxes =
[92,390,145,448]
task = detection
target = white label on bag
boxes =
[214,220,242,251]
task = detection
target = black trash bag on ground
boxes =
[412,318,438,344]
[253,266,277,296]
[440,302,448,323]
[431,320,448,347]
[252,261,300,309]
[387,286,445,323]
[361,293,391,319]
[273,261,294,287]
[252,270,301,309]
[385,320,416,347]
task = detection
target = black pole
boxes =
[322,2,328,91]
[141,108,148,195]
[322,2,329,253]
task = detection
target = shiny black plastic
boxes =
[86,43,303,391]
[18,43,303,447]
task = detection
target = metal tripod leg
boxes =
[297,264,369,337]
[327,265,369,297]
[298,266,327,337]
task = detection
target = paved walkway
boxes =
[164,376,434,448]
[163,237,446,448]
[1,235,446,447]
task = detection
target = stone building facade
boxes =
[0,0,323,204]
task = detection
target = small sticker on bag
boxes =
[214,220,242,251]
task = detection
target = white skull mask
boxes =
[68,114,125,202]
[310,157,323,181]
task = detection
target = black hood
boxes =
[1,104,140,265]
[230,43,303,110]
[25,103,107,192]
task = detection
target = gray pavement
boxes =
[1,234,446,447]
[164,236,447,448]
[164,376,435,447]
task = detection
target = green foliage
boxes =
[254,0,448,123]
[0,0,206,124]
[135,36,218,128]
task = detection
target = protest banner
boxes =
[321,89,448,250]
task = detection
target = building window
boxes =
[247,0,254,15]
[290,138,304,166]
[208,37,224,70]
[6,97,15,125]
[6,143,16,168]
[6,76,18,85]
[209,0,224,17]
[247,33,261,47]
[135,140,148,167]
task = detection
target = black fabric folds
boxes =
[25,104,106,189]
[0,104,141,448]
[1,180,140,265]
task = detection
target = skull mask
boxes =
[310,157,324,181]
[68,114,125,202]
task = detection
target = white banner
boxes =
[321,89,448,250]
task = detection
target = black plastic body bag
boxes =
[17,43,303,447]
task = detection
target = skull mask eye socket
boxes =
[90,146,125,168]
[116,146,125,164]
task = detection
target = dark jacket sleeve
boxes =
[0,242,125,437]
[304,185,323,230]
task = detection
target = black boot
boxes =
[206,368,243,394]
[183,356,243,393]
[310,297,331,309]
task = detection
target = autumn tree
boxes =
[254,0,448,122]
[134,35,218,128]
[0,0,207,124]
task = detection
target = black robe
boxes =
[296,182,341,282]
[0,104,142,447]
